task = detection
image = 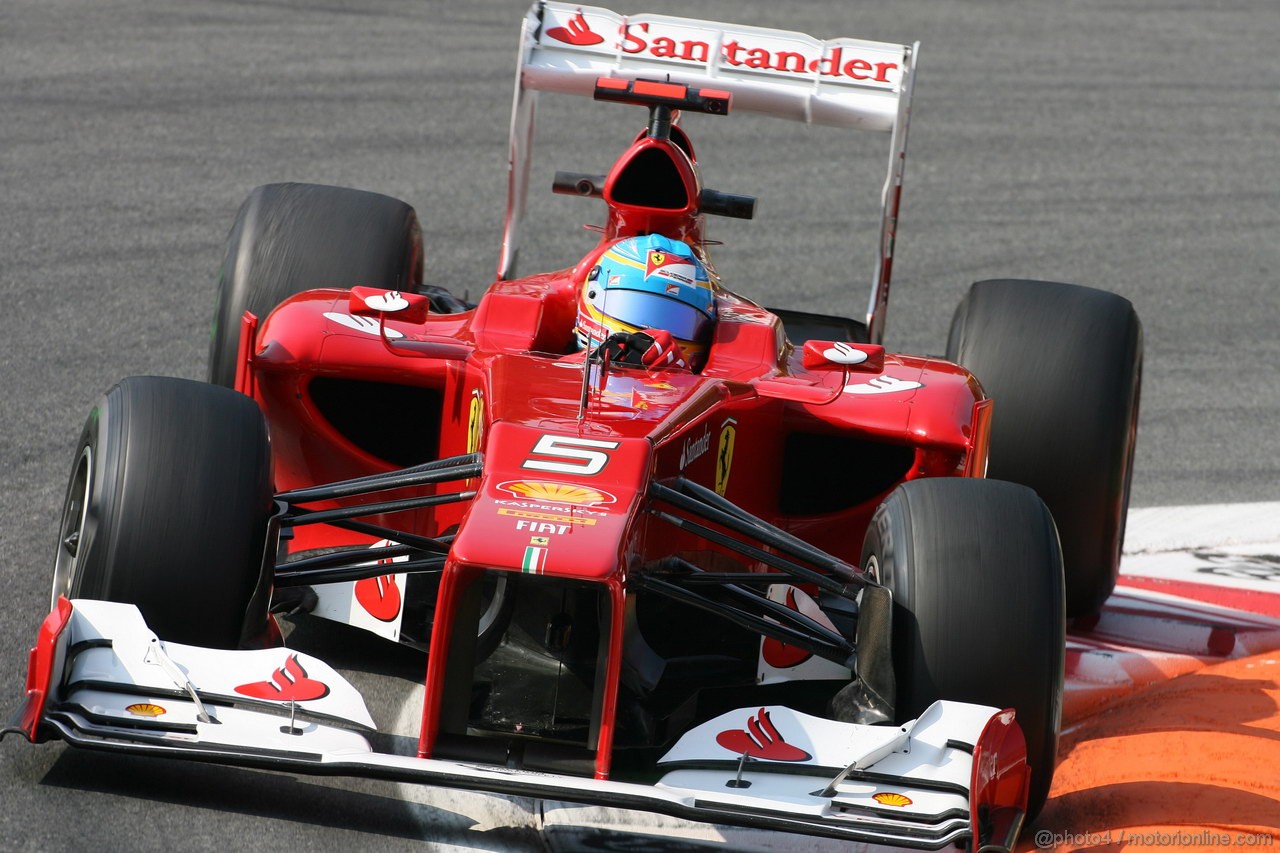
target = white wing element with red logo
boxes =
[757,584,853,685]
[311,539,408,641]
[525,2,913,129]
[234,654,330,702]
[51,599,375,728]
[659,702,1002,784]
[544,9,604,46]
[714,707,812,761]
[25,600,1014,848]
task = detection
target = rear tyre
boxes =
[862,478,1065,818]
[208,182,423,387]
[51,377,274,648]
[947,279,1142,616]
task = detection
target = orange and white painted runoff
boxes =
[1028,502,1280,852]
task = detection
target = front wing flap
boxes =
[6,599,1021,851]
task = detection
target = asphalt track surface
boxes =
[1,1,1278,850]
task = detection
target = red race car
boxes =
[8,3,1141,850]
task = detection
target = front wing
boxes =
[6,599,1027,851]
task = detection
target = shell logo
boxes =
[497,480,616,506]
[872,792,913,807]
[125,703,166,717]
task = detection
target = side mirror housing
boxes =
[348,287,431,324]
[802,341,885,373]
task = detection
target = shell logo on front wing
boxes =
[497,480,616,506]
[873,792,913,807]
[125,703,166,717]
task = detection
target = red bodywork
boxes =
[239,114,990,780]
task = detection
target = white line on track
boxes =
[1122,502,1280,554]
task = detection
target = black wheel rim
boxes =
[52,445,93,609]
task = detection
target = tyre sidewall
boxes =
[208,183,423,387]
[62,377,272,648]
[947,279,1142,616]
[862,478,1065,817]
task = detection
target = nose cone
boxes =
[449,422,651,580]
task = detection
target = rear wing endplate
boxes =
[501,1,919,344]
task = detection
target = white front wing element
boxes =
[310,539,408,643]
[53,600,375,741]
[657,703,994,844]
[756,584,853,684]
[32,601,997,850]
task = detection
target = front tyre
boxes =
[208,182,423,388]
[862,478,1065,818]
[52,377,273,648]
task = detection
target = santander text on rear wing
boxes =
[501,1,920,344]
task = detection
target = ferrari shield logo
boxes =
[467,391,484,454]
[646,250,681,279]
[715,419,736,496]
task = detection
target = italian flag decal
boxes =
[522,546,548,574]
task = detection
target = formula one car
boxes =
[6,3,1142,851]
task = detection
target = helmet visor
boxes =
[592,289,714,343]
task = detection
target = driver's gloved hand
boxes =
[595,330,688,371]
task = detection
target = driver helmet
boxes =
[574,234,716,360]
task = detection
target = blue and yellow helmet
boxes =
[575,235,716,357]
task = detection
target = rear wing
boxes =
[501,1,920,344]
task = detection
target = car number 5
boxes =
[522,435,620,476]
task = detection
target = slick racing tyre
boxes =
[862,478,1065,819]
[947,279,1142,617]
[208,182,423,388]
[51,377,274,648]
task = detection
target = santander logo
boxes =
[761,588,813,669]
[235,654,330,702]
[540,8,902,89]
[715,708,812,762]
[355,575,401,622]
[545,9,604,46]
[623,24,898,84]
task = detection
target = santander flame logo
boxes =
[715,708,811,762]
[355,575,401,622]
[545,9,604,46]
[761,588,813,669]
[234,654,330,702]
